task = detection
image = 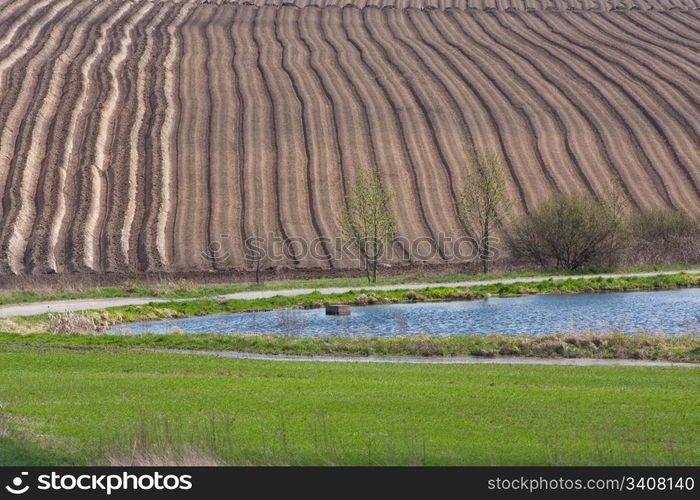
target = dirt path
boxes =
[0,269,697,318]
[152,348,699,368]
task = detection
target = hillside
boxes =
[0,0,698,275]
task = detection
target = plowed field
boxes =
[0,0,698,274]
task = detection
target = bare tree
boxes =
[456,149,508,273]
[245,226,267,285]
[341,168,397,282]
[600,181,632,265]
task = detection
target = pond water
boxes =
[111,288,700,336]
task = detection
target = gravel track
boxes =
[0,269,696,317]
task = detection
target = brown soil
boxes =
[0,0,698,276]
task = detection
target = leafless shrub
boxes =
[632,206,698,245]
[506,190,629,270]
[630,207,700,264]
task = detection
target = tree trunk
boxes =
[482,225,490,274]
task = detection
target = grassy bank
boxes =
[1,332,698,363]
[0,263,696,306]
[0,345,697,466]
[4,273,697,332]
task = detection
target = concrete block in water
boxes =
[326,304,351,316]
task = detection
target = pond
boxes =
[111,288,700,336]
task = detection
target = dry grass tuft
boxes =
[105,447,222,466]
[47,312,111,334]
[0,318,30,333]
[352,293,395,305]
[484,332,699,361]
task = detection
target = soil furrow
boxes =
[415,10,530,211]
[318,7,413,262]
[229,5,249,266]
[0,0,53,63]
[115,4,175,272]
[0,2,698,275]
[584,13,700,102]
[566,13,700,192]
[231,6,286,268]
[0,0,78,273]
[648,10,700,44]
[101,3,170,272]
[473,14,605,198]
[206,5,245,270]
[489,10,668,210]
[41,2,135,274]
[473,10,636,205]
[620,11,700,66]
[364,8,461,260]
[24,1,125,274]
[281,7,352,265]
[1,1,105,275]
[275,6,334,267]
[63,2,145,272]
[172,5,215,271]
[151,2,196,271]
[461,12,593,196]
[448,13,563,196]
[382,9,475,255]
[0,0,75,221]
[254,6,302,266]
[430,10,547,210]
[258,5,322,267]
[80,2,155,272]
[502,11,675,208]
[347,7,448,261]
[535,11,700,211]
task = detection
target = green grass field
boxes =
[1,344,698,466]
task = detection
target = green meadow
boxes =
[1,345,697,466]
